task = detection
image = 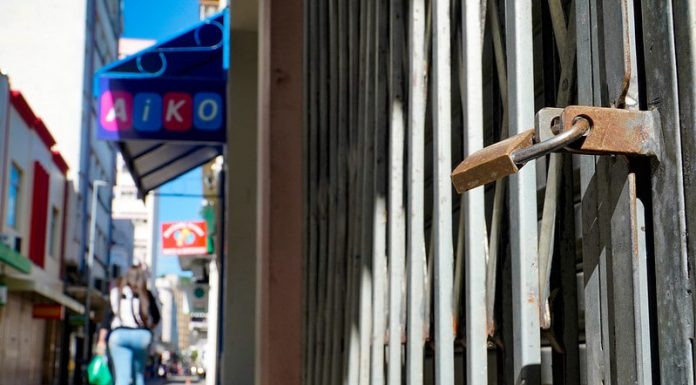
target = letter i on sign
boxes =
[133,93,162,131]
[100,91,132,131]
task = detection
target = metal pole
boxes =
[370,0,389,383]
[432,0,454,382]
[82,179,108,370]
[407,0,427,382]
[387,0,405,383]
[461,0,487,383]
[504,0,541,382]
[484,0,508,336]
[358,1,375,383]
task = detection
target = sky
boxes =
[123,0,204,276]
[123,0,200,41]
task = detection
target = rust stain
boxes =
[486,319,496,337]
[528,293,536,304]
[561,106,657,157]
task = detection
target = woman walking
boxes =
[97,266,160,385]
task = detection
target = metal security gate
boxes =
[302,0,696,384]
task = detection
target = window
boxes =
[48,207,59,258]
[6,163,22,229]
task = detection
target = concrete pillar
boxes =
[222,0,303,383]
[258,0,303,384]
[221,28,259,385]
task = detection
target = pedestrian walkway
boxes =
[146,376,204,385]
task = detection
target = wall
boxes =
[110,218,135,275]
[0,293,48,385]
[156,277,179,348]
[112,155,157,274]
[2,92,67,284]
[0,76,8,226]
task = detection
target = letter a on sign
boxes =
[100,91,132,131]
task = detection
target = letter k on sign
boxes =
[163,92,193,131]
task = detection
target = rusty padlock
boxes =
[451,105,661,193]
[450,129,534,193]
[451,116,591,193]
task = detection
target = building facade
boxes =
[156,276,179,349]
[156,275,194,354]
[109,218,134,277]
[0,74,84,385]
[0,3,124,383]
[111,155,158,283]
[0,0,122,287]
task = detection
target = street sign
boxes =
[161,221,208,256]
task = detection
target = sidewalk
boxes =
[146,375,204,385]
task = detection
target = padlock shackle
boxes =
[510,117,590,165]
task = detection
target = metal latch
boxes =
[451,106,661,193]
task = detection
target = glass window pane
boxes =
[6,164,21,228]
[49,207,59,257]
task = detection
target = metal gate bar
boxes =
[460,0,488,383]
[641,1,693,384]
[300,1,696,384]
[387,0,406,384]
[330,0,349,382]
[504,0,541,382]
[346,0,364,382]
[407,0,428,383]
[358,0,376,383]
[370,0,389,383]
[432,0,455,382]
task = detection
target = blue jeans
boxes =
[108,328,152,385]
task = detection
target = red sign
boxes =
[33,304,64,320]
[161,221,208,256]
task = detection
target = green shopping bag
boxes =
[87,354,113,385]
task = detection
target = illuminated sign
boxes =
[161,221,208,256]
[96,77,226,142]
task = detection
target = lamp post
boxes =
[83,179,108,368]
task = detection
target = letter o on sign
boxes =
[194,93,223,130]
[198,99,219,122]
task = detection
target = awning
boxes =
[0,243,31,274]
[4,276,85,314]
[118,141,222,196]
[95,10,228,197]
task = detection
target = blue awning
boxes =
[95,9,228,197]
